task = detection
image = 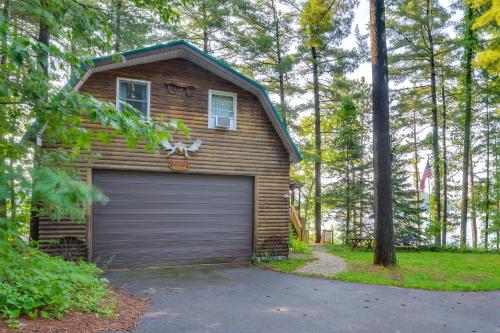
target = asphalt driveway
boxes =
[106,265,500,333]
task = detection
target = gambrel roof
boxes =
[71,40,302,162]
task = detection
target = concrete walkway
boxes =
[106,265,500,333]
[296,245,347,276]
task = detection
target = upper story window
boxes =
[208,90,237,130]
[116,78,150,118]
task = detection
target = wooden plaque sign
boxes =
[169,160,189,171]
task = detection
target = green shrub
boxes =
[290,238,313,255]
[0,240,114,319]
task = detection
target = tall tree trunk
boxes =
[484,99,490,249]
[426,0,441,246]
[441,78,448,246]
[311,46,322,243]
[9,157,16,221]
[470,156,477,249]
[496,127,499,250]
[0,0,10,218]
[370,0,396,266]
[0,0,8,65]
[358,166,365,237]
[460,3,474,248]
[412,108,421,246]
[346,159,351,244]
[278,74,286,124]
[30,0,50,242]
[202,2,209,53]
[358,110,367,238]
[37,2,50,75]
[271,0,286,126]
[352,164,357,237]
[203,28,209,53]
[115,0,122,52]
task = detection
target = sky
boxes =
[347,1,372,83]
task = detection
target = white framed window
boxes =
[208,90,237,130]
[116,77,150,118]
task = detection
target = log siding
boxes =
[39,58,291,260]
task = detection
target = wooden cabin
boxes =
[34,40,302,269]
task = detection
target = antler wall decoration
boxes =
[165,80,196,97]
[160,139,202,158]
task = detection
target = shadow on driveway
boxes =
[105,265,499,333]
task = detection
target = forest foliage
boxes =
[1,0,498,252]
[0,0,498,317]
[0,0,498,319]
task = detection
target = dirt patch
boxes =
[0,289,148,333]
[388,270,405,282]
[461,275,483,284]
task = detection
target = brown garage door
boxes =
[92,170,254,268]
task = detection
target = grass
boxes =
[289,238,313,255]
[327,245,500,291]
[260,258,315,272]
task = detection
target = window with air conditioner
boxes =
[208,90,237,130]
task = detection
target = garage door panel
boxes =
[95,176,250,188]
[92,170,254,268]
[94,249,251,268]
[94,203,253,215]
[93,240,252,254]
[91,215,252,224]
[92,229,253,241]
[94,223,251,234]
[97,184,252,196]
[93,246,253,259]
[94,194,253,204]
[95,246,251,258]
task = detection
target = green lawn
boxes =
[327,246,500,291]
[260,258,315,272]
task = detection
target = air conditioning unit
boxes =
[215,116,232,128]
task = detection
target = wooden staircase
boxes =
[290,206,308,242]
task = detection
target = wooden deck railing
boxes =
[290,206,308,242]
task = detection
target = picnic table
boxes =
[351,237,374,250]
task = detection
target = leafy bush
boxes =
[0,240,114,319]
[290,238,313,255]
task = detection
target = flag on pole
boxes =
[420,159,432,191]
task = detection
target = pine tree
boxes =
[471,0,500,75]
[299,0,333,243]
[439,72,449,246]
[299,0,359,243]
[392,141,422,245]
[459,1,478,248]
[163,0,231,53]
[230,0,298,124]
[323,97,363,243]
[106,0,164,52]
[386,0,453,246]
[390,87,427,245]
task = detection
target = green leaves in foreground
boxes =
[0,240,113,319]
